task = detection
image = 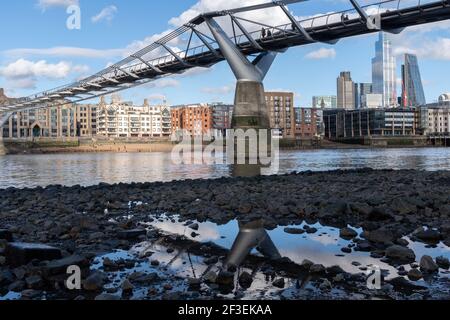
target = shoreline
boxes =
[0,169,449,300]
[2,140,444,156]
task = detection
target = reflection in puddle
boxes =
[86,214,449,300]
[145,215,449,280]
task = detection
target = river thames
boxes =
[1,147,450,188]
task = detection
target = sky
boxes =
[0,0,449,107]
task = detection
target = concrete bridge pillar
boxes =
[205,18,280,175]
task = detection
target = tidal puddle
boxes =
[144,215,449,280]
[89,214,449,300]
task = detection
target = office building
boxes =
[324,108,416,138]
[265,92,296,138]
[361,93,383,109]
[401,53,426,108]
[372,32,397,108]
[355,83,373,109]
[337,72,356,110]
[312,96,337,109]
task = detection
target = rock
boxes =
[339,227,357,239]
[419,255,439,273]
[8,280,26,292]
[20,289,42,299]
[355,241,372,252]
[368,207,392,221]
[150,260,160,266]
[385,245,416,263]
[306,227,318,234]
[0,270,14,286]
[319,279,332,291]
[188,223,199,231]
[326,265,345,276]
[364,229,394,245]
[5,242,62,267]
[204,256,219,265]
[407,268,423,281]
[121,279,134,292]
[301,259,314,270]
[310,264,326,274]
[25,275,44,289]
[203,271,218,283]
[216,271,234,286]
[187,278,201,289]
[0,229,13,242]
[333,274,345,282]
[238,272,253,289]
[95,293,121,301]
[272,278,285,289]
[436,256,450,269]
[284,228,305,235]
[118,229,146,240]
[83,272,106,291]
[341,247,352,254]
[415,229,442,243]
[43,255,89,276]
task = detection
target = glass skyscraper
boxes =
[372,32,397,108]
[401,53,426,107]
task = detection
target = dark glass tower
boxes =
[401,54,426,107]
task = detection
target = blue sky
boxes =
[0,0,449,107]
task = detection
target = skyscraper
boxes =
[401,53,426,107]
[372,32,397,108]
[354,83,373,109]
[337,71,356,110]
[312,96,337,109]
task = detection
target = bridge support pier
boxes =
[205,17,280,176]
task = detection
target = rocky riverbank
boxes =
[0,169,449,300]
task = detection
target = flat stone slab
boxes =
[5,242,62,267]
[43,255,90,276]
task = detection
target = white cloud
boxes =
[37,0,78,11]
[92,5,118,24]
[0,59,89,89]
[201,85,233,95]
[305,48,336,60]
[4,47,124,59]
[147,94,167,103]
[144,78,180,89]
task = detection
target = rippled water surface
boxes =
[1,147,450,188]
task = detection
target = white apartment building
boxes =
[97,96,171,138]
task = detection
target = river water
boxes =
[1,147,450,188]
